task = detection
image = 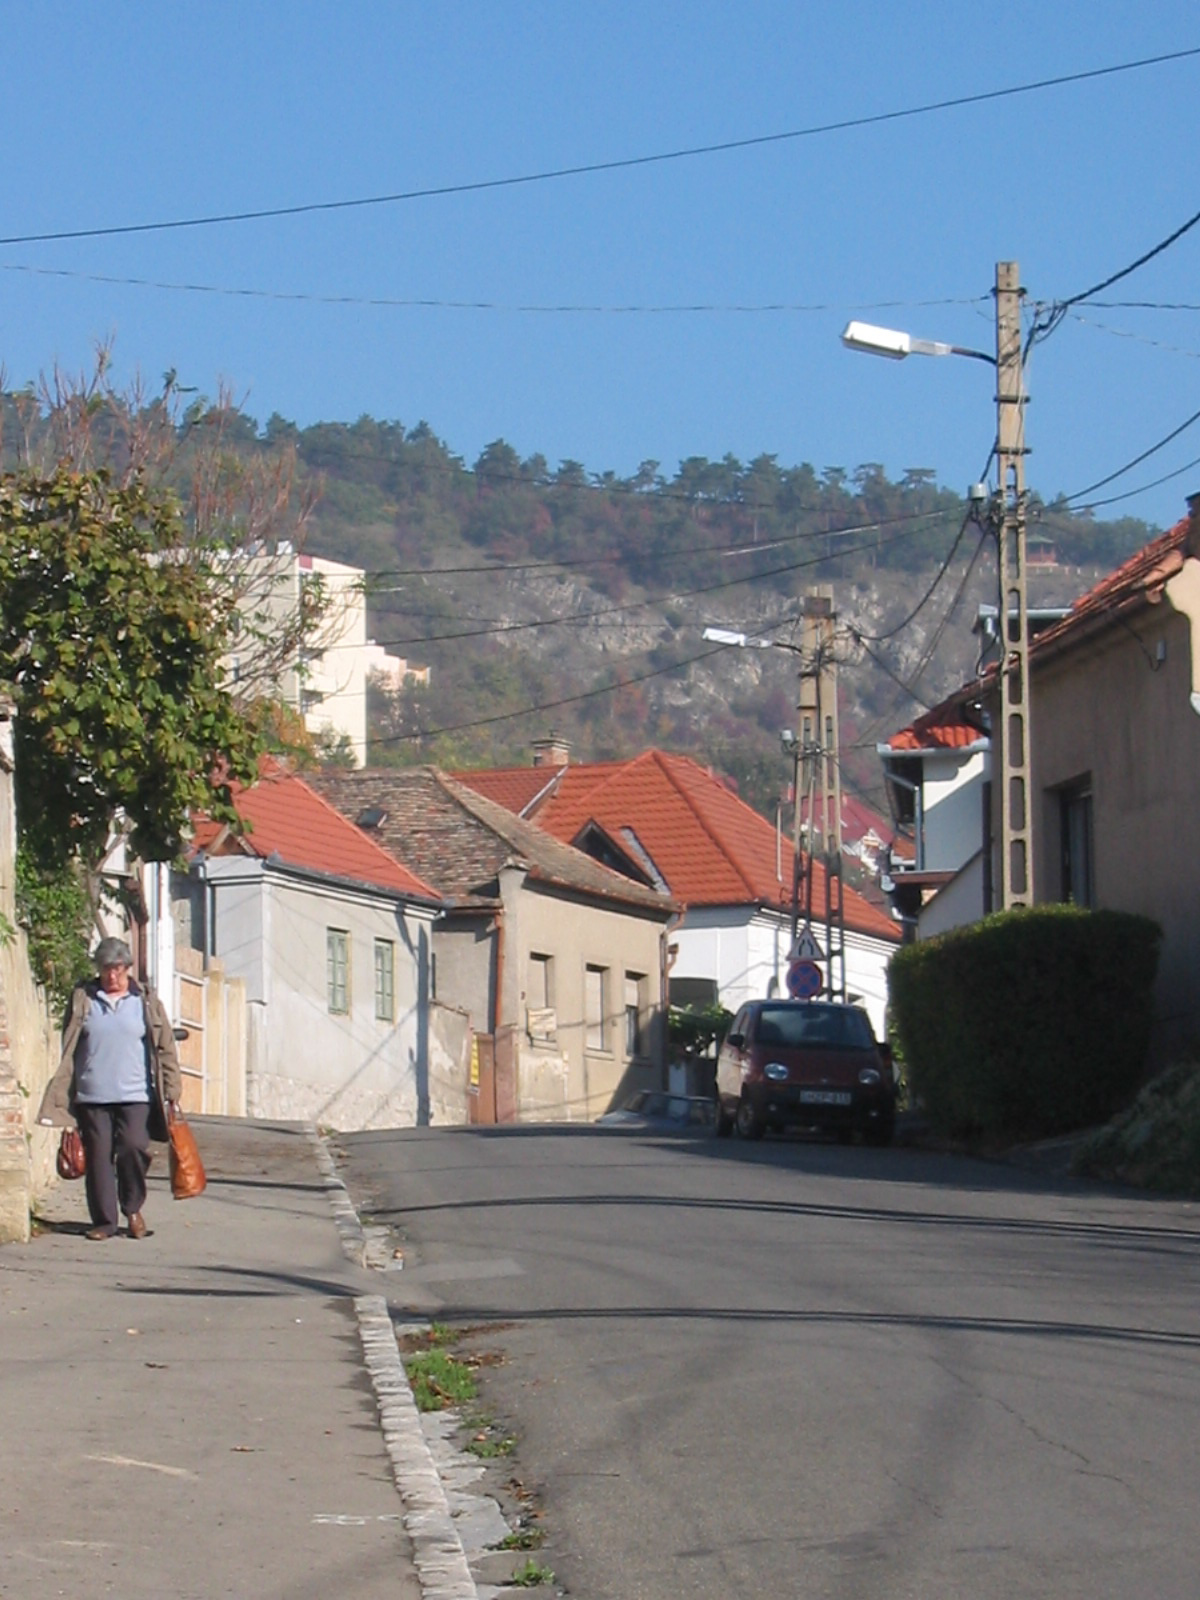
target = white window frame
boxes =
[327,929,350,1014]
[374,938,395,1022]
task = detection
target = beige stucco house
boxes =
[999,499,1200,1060]
[310,768,679,1124]
[905,498,1200,1061]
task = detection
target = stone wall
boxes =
[0,701,59,1244]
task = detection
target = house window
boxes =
[527,953,556,1042]
[624,972,647,1060]
[529,953,553,1010]
[374,939,395,1022]
[585,964,608,1051]
[1060,780,1095,907]
[327,929,350,1014]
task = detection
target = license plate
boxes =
[799,1089,852,1106]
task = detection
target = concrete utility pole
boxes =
[841,261,1034,910]
[795,588,846,1002]
[994,261,1033,907]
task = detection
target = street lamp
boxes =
[840,263,1033,911]
[840,320,995,366]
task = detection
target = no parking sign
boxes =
[785,959,823,1000]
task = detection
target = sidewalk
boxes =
[0,1117,423,1600]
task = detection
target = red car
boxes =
[715,1000,895,1145]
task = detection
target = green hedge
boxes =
[888,906,1160,1143]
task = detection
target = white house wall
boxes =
[922,749,988,871]
[673,907,893,1040]
[196,858,434,1131]
[918,851,985,940]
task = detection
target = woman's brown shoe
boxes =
[127,1212,147,1240]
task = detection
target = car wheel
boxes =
[864,1114,895,1148]
[713,1094,733,1138]
[735,1095,765,1141]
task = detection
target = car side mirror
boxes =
[878,1041,893,1067]
[726,1031,744,1050]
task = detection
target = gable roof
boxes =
[456,749,900,942]
[306,767,676,917]
[191,767,441,904]
[1029,512,1193,658]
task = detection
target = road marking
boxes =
[85,1453,196,1478]
[312,1513,404,1525]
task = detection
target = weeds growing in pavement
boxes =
[500,1528,545,1551]
[510,1557,555,1587]
[403,1348,478,1412]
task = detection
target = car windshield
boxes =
[754,1004,874,1050]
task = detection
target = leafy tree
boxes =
[0,469,261,895]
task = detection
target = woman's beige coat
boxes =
[38,979,184,1133]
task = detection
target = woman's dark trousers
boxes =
[76,1103,152,1234]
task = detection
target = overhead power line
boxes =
[0,263,989,318]
[371,641,732,745]
[1059,403,1200,505]
[2,47,1196,247]
[362,504,949,581]
[1051,450,1200,513]
[850,507,977,642]
[356,520,939,652]
[1027,202,1200,352]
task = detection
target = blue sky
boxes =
[3,3,1199,530]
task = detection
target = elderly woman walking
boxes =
[39,937,183,1240]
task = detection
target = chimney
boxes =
[531,734,571,768]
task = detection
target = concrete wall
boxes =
[428,1002,473,1126]
[184,857,435,1131]
[672,906,894,1039]
[1026,599,1200,1060]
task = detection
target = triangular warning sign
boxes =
[790,925,825,963]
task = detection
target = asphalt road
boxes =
[340,1125,1200,1600]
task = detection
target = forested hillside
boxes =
[1,389,1158,820]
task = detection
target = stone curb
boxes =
[307,1126,484,1600]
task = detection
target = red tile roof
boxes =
[1031,514,1192,656]
[192,767,440,903]
[886,696,990,752]
[451,765,563,817]
[457,750,900,942]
